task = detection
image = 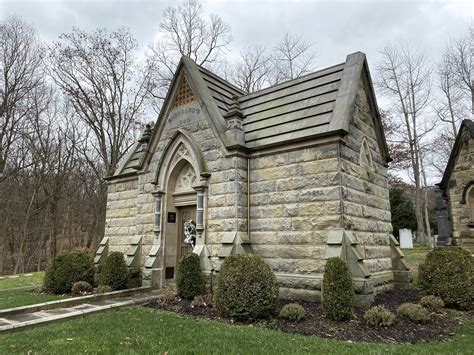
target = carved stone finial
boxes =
[224,95,244,130]
[138,123,153,143]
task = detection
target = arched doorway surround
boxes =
[151,130,209,281]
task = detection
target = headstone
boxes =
[399,229,413,249]
[435,188,451,245]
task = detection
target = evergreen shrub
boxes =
[418,247,473,309]
[44,252,95,294]
[322,257,355,321]
[214,255,279,321]
[279,303,306,321]
[99,251,129,290]
[176,253,205,300]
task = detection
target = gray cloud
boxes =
[1,0,470,70]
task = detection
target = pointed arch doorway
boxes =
[163,160,197,281]
[151,130,209,287]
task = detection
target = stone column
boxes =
[193,174,213,271]
[216,96,251,269]
[143,189,165,288]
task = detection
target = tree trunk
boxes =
[13,189,36,274]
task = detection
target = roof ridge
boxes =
[195,62,247,96]
[238,62,345,102]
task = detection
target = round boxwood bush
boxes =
[322,257,355,321]
[71,281,93,295]
[364,306,396,327]
[279,303,306,321]
[396,303,430,323]
[418,247,473,309]
[176,253,205,300]
[214,254,279,321]
[419,295,444,313]
[100,252,129,290]
[43,252,95,294]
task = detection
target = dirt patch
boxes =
[147,288,472,344]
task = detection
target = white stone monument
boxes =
[399,228,413,249]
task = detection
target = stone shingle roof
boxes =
[197,66,246,115]
[238,63,344,148]
[438,119,474,189]
[111,52,388,180]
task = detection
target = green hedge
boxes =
[418,247,473,309]
[214,255,279,321]
[99,252,129,291]
[322,257,355,321]
[43,252,95,294]
[176,253,205,300]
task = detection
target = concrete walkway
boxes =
[0,290,162,333]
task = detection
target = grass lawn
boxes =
[0,306,472,354]
[402,246,430,272]
[0,272,45,289]
[0,272,66,310]
[0,288,66,310]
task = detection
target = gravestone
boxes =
[399,229,413,249]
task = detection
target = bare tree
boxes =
[436,54,467,138]
[147,0,231,108]
[444,27,473,114]
[47,27,150,177]
[380,108,412,170]
[376,44,434,246]
[0,15,43,181]
[271,33,316,84]
[233,45,272,93]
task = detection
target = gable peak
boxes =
[170,75,196,110]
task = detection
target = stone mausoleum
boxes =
[96,52,411,304]
[436,119,474,254]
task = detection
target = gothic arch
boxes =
[359,137,373,170]
[460,180,474,205]
[153,129,207,190]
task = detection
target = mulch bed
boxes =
[147,288,472,344]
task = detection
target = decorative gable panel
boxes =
[171,76,195,110]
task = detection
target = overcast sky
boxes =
[1,0,471,72]
[0,0,472,183]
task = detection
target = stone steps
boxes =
[0,289,162,333]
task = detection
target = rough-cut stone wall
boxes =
[105,101,241,269]
[447,133,474,243]
[340,82,393,282]
[105,179,139,254]
[248,144,342,299]
[206,155,248,253]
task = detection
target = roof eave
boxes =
[439,119,474,188]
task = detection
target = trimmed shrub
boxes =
[100,252,129,290]
[364,306,396,327]
[71,281,93,295]
[95,285,113,294]
[396,303,430,323]
[279,303,306,321]
[214,255,279,321]
[191,294,212,308]
[43,252,95,294]
[322,257,355,321]
[418,247,473,309]
[176,253,205,300]
[420,295,445,313]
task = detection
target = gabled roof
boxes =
[110,52,390,181]
[438,119,474,189]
